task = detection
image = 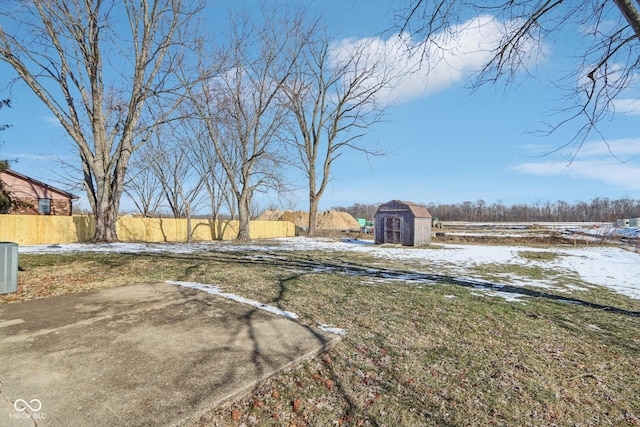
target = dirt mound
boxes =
[255,209,284,221]
[256,210,309,228]
[279,211,309,228]
[315,211,360,230]
[256,209,360,230]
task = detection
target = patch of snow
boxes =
[340,238,373,245]
[610,227,640,238]
[317,323,347,336]
[166,280,348,336]
[479,290,527,303]
[468,282,528,303]
[166,280,299,320]
[549,246,640,300]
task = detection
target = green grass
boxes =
[4,246,640,426]
[517,250,561,262]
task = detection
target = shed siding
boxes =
[414,217,432,246]
[374,200,432,246]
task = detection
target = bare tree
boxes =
[124,150,163,217]
[395,1,640,154]
[145,129,205,220]
[283,29,392,235]
[184,121,235,222]
[0,0,203,241]
[186,7,310,241]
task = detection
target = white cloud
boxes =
[330,15,544,105]
[520,138,640,159]
[612,98,640,116]
[576,137,640,158]
[513,137,640,190]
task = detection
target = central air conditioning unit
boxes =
[0,242,18,294]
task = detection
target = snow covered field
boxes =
[19,237,640,303]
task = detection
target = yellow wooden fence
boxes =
[0,215,295,245]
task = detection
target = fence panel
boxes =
[0,215,294,245]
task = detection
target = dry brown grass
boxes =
[4,245,640,426]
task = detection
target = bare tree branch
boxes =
[394,0,640,157]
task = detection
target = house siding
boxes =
[0,171,77,216]
[10,197,73,216]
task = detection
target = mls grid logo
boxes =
[9,398,46,420]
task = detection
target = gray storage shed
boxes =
[374,200,432,246]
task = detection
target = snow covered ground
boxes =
[19,237,640,302]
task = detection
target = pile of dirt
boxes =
[255,210,285,221]
[256,210,308,228]
[279,211,309,228]
[315,211,360,230]
[256,209,360,230]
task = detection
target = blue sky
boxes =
[1,0,639,213]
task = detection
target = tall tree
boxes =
[395,1,640,153]
[0,0,203,241]
[187,7,310,241]
[283,29,392,236]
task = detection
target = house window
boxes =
[38,198,51,215]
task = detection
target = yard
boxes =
[4,231,640,426]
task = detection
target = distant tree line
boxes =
[333,198,640,223]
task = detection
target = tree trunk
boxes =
[186,201,192,244]
[92,195,119,242]
[237,191,251,241]
[84,143,129,242]
[307,161,319,235]
[308,195,319,236]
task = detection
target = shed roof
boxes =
[1,169,80,200]
[377,200,432,218]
